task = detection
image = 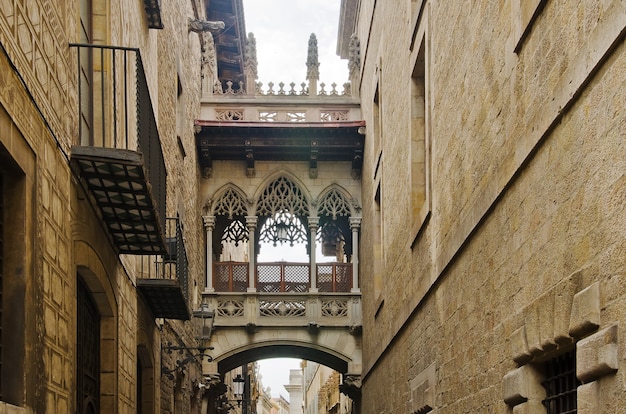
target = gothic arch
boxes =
[316,184,359,218]
[316,185,359,260]
[250,170,312,214]
[208,184,250,217]
[254,174,311,249]
[208,184,251,259]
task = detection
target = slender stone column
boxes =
[245,216,258,292]
[202,215,216,292]
[308,217,319,292]
[349,217,362,292]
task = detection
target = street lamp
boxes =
[215,372,249,413]
[161,303,215,379]
[232,374,245,402]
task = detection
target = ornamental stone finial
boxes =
[306,33,320,81]
[245,32,258,79]
[188,18,225,33]
[348,33,361,79]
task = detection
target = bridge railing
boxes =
[203,292,362,328]
[213,261,353,293]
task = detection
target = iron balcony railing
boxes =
[138,218,189,295]
[69,43,167,254]
[213,261,352,293]
[136,217,190,320]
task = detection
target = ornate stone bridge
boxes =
[201,289,362,400]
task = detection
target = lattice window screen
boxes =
[317,188,351,219]
[213,188,248,219]
[256,177,308,216]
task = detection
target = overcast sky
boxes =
[240,0,346,400]
[242,0,348,90]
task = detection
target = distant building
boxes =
[303,362,354,414]
[284,368,304,414]
[270,396,290,414]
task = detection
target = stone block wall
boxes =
[0,0,207,412]
[356,0,626,412]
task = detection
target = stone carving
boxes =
[318,188,352,219]
[339,374,362,400]
[306,33,320,81]
[260,300,306,317]
[321,110,349,121]
[215,109,244,121]
[321,299,348,317]
[201,32,218,96]
[245,32,258,79]
[213,188,248,218]
[216,299,244,317]
[348,34,361,80]
[188,18,225,33]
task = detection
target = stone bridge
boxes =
[201,291,362,384]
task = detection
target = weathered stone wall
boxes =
[0,0,207,412]
[357,0,626,412]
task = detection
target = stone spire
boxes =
[245,32,258,94]
[306,33,319,95]
[348,33,361,98]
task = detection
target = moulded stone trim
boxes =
[569,282,601,338]
[503,365,545,407]
[576,324,618,383]
[510,325,532,364]
[410,362,436,414]
[512,401,545,414]
[577,381,600,414]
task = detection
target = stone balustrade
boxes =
[202,291,362,329]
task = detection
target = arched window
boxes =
[317,188,353,260]
[212,187,249,261]
[77,278,100,414]
[256,177,309,248]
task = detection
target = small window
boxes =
[541,349,580,414]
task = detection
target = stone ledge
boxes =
[569,282,601,338]
[503,365,545,407]
[577,324,618,383]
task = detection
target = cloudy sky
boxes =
[240,0,347,400]
[242,0,348,90]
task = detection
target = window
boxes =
[373,183,383,308]
[410,37,427,229]
[0,143,28,406]
[77,278,101,413]
[409,4,431,244]
[540,349,580,414]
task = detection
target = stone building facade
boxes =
[0,0,209,412]
[340,0,626,413]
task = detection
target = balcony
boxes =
[137,218,190,320]
[213,261,352,293]
[70,44,167,255]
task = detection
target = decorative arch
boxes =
[316,185,357,260]
[255,175,310,248]
[209,185,251,260]
[74,240,118,414]
[216,341,350,375]
[209,184,249,218]
[250,169,312,213]
[316,185,357,218]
